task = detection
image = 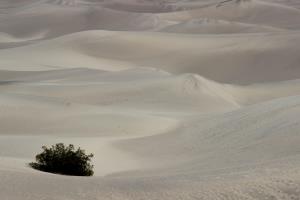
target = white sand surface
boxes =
[1,0,300,199]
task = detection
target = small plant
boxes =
[30,143,94,176]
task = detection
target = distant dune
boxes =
[1,30,300,84]
[1,0,300,199]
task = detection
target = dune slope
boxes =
[1,0,300,199]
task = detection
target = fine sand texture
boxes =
[1,0,300,199]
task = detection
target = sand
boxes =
[1,0,300,199]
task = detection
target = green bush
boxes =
[30,143,94,176]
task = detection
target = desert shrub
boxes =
[30,143,94,176]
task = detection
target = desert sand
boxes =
[1,0,300,199]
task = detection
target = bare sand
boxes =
[1,0,300,199]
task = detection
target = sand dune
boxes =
[0,68,239,113]
[1,0,300,199]
[159,18,285,34]
[1,30,300,84]
[160,0,300,30]
[2,87,300,199]
[0,6,166,39]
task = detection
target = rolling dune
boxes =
[1,30,300,84]
[1,0,300,199]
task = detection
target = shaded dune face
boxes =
[1,0,300,200]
